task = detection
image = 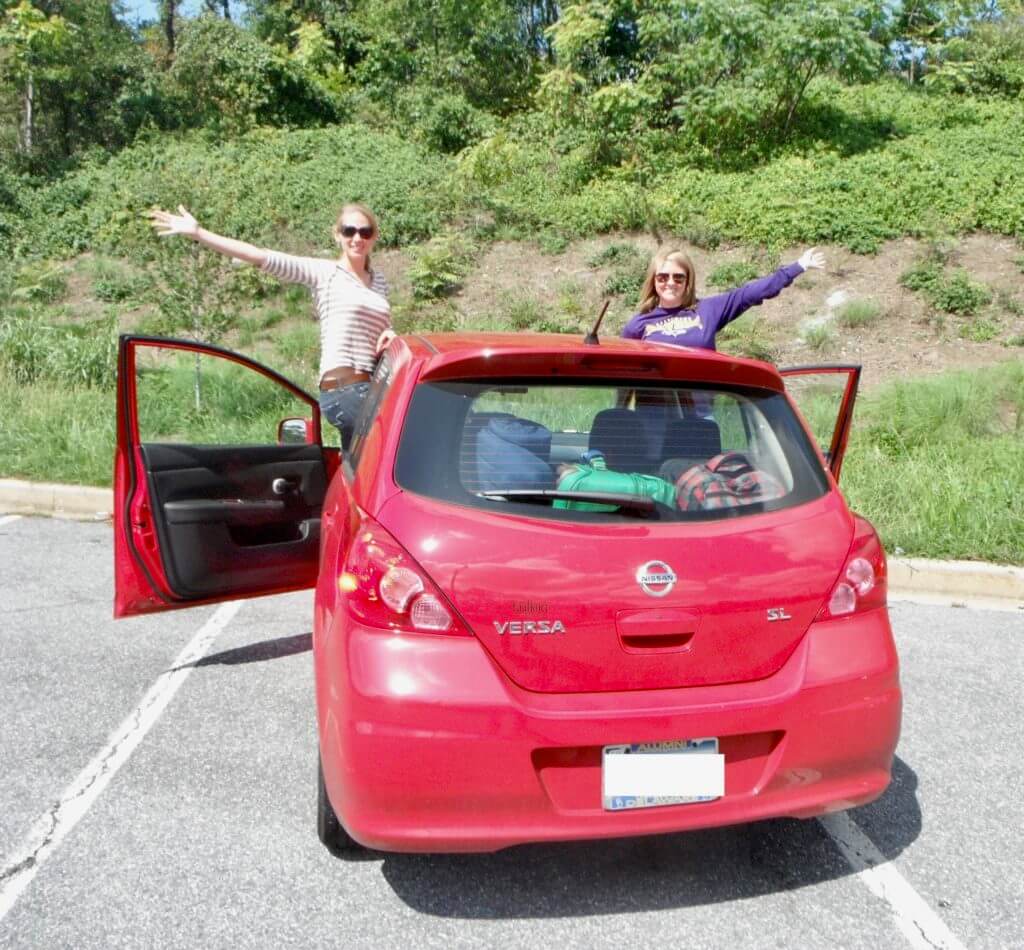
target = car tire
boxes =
[317,757,361,855]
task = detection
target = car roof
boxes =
[404,332,785,392]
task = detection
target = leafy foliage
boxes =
[900,258,992,314]
[707,261,761,290]
[407,232,477,300]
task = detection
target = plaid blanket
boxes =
[675,452,787,511]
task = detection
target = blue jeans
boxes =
[319,381,370,450]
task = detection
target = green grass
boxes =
[804,323,835,351]
[2,353,1023,564]
[836,298,882,328]
[707,261,760,290]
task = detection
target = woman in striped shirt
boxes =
[148,203,394,448]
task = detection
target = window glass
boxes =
[395,381,828,522]
[135,346,312,446]
[346,352,393,468]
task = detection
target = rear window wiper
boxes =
[477,489,656,515]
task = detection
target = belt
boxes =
[319,369,370,392]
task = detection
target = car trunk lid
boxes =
[377,492,852,693]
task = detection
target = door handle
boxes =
[272,476,301,495]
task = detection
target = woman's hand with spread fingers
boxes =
[148,205,200,239]
[798,247,826,271]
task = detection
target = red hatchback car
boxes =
[114,332,901,854]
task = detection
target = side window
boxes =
[347,353,393,467]
[135,346,312,446]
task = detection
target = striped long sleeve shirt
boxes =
[261,251,391,378]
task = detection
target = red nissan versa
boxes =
[114,333,901,854]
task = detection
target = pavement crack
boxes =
[0,802,59,885]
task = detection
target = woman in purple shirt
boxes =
[622,246,825,350]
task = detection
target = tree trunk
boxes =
[20,73,34,155]
[162,1,177,59]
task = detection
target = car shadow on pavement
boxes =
[378,756,920,918]
[179,632,312,669]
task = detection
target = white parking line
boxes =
[0,600,242,922]
[0,515,22,527]
[819,812,967,950]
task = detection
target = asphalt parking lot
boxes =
[1,515,1021,949]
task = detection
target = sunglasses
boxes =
[340,225,375,239]
[655,272,687,285]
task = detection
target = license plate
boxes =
[602,738,723,811]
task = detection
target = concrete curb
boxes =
[888,558,1024,611]
[0,479,113,522]
[1,478,1022,608]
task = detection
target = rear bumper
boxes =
[316,609,901,853]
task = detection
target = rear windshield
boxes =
[394,381,829,522]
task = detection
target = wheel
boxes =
[317,756,361,854]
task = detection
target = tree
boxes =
[543,0,885,159]
[0,0,72,155]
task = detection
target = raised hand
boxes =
[148,205,199,238]
[798,247,825,271]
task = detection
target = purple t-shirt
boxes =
[621,262,804,350]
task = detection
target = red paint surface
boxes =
[115,333,901,851]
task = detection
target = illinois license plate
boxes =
[602,738,723,811]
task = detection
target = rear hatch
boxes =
[386,367,850,694]
[378,491,852,693]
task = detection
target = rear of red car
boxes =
[314,336,901,852]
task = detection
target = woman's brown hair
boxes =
[333,203,379,270]
[636,249,697,313]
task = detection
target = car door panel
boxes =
[779,365,860,482]
[141,443,325,599]
[115,335,328,617]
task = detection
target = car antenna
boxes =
[584,300,610,346]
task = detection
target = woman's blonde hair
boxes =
[637,249,697,313]
[333,203,379,269]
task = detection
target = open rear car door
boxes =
[114,336,332,617]
[779,364,861,482]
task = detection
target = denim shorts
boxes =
[319,381,370,450]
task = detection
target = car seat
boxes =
[588,408,656,473]
[657,416,723,483]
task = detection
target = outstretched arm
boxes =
[148,206,269,268]
[707,247,826,329]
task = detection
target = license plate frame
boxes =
[602,738,723,811]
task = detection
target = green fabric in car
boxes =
[553,455,678,511]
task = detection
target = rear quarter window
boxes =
[395,381,829,522]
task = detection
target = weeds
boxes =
[407,232,476,300]
[959,317,1000,342]
[900,258,992,315]
[707,261,760,290]
[804,322,835,351]
[836,298,882,328]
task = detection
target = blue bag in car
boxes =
[476,417,554,492]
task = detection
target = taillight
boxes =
[818,516,888,620]
[338,514,471,636]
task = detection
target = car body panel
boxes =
[375,488,856,693]
[114,332,900,854]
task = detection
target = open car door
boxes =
[779,364,861,482]
[115,336,332,618]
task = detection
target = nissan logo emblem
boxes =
[637,560,677,597]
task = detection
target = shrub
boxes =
[900,260,992,315]
[931,270,992,315]
[707,261,760,290]
[1005,335,1024,347]
[958,318,1000,343]
[92,260,148,302]
[407,232,477,300]
[587,242,643,268]
[11,262,67,304]
[836,298,882,328]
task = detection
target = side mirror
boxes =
[278,418,315,445]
